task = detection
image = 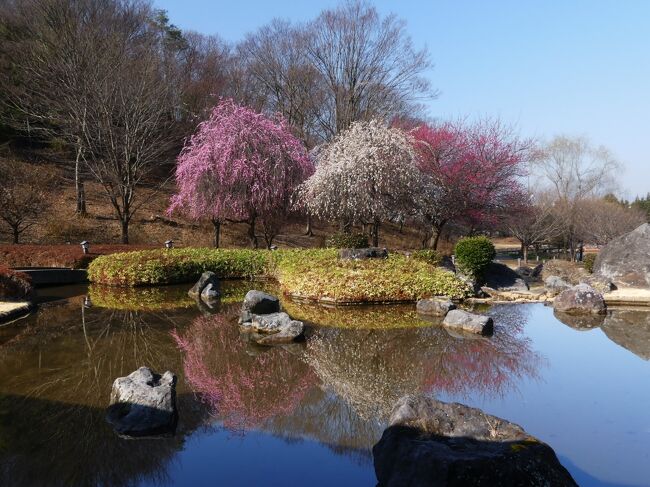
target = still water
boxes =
[0,282,649,486]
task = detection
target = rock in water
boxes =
[373,395,577,487]
[442,309,494,336]
[594,223,650,288]
[188,271,220,299]
[106,367,177,437]
[339,247,389,260]
[416,298,456,317]
[254,320,305,345]
[240,290,280,323]
[553,283,606,315]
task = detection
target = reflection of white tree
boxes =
[305,304,542,421]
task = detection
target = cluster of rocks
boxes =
[239,290,305,345]
[417,298,493,336]
[373,395,577,486]
[339,247,388,260]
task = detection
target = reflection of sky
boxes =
[438,304,650,487]
[138,428,376,487]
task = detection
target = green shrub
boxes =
[411,249,441,266]
[583,253,597,273]
[454,236,496,280]
[324,232,369,248]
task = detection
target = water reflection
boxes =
[601,309,650,361]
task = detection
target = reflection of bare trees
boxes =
[305,304,542,421]
[172,310,317,431]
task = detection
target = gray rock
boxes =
[254,320,305,345]
[416,298,456,317]
[484,262,529,291]
[188,271,220,299]
[240,290,280,322]
[594,223,650,288]
[106,367,177,437]
[373,395,577,487]
[580,274,616,293]
[339,247,388,260]
[438,255,456,274]
[200,282,220,301]
[442,309,493,336]
[249,311,293,333]
[544,275,571,296]
[553,283,606,315]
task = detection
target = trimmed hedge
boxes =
[454,236,496,280]
[583,253,597,273]
[88,248,472,303]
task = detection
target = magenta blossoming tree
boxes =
[168,99,314,248]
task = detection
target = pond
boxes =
[0,282,649,486]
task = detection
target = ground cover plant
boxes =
[88,248,471,303]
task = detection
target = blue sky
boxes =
[155,0,650,198]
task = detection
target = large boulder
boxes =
[188,271,220,300]
[594,223,650,288]
[442,309,493,336]
[339,247,388,260]
[254,320,305,345]
[553,283,606,315]
[240,290,280,323]
[483,262,529,291]
[106,367,177,437]
[373,395,577,487]
[416,298,456,317]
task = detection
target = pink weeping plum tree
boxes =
[168,99,314,248]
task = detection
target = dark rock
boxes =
[106,367,177,437]
[249,311,293,333]
[373,395,577,487]
[483,262,529,291]
[442,309,493,336]
[553,284,606,315]
[188,271,220,299]
[601,310,650,360]
[240,290,280,321]
[339,247,389,260]
[416,298,456,317]
[544,275,571,296]
[594,223,650,288]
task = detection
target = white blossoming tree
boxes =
[300,120,421,246]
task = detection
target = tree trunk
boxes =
[12,226,19,244]
[121,219,129,244]
[75,145,87,216]
[339,218,352,234]
[248,215,258,249]
[304,216,314,237]
[523,245,529,264]
[427,221,447,250]
[211,218,221,248]
[371,218,380,247]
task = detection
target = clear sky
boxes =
[155,0,650,198]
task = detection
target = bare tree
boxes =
[576,198,646,247]
[506,191,565,263]
[0,158,55,243]
[304,0,435,137]
[535,136,620,260]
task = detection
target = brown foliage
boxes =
[0,244,155,268]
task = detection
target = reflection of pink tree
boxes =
[172,314,316,431]
[421,305,543,397]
